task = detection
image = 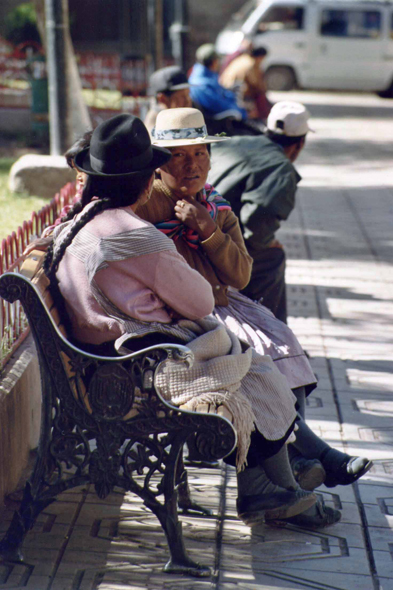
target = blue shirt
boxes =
[189,63,247,120]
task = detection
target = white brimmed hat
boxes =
[267,101,313,137]
[151,108,230,147]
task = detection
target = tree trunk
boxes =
[33,0,91,151]
[155,0,164,70]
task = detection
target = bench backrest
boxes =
[21,250,68,337]
[19,250,95,412]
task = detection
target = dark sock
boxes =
[287,443,301,462]
[292,415,330,459]
[292,386,306,419]
[261,444,298,490]
[320,448,354,469]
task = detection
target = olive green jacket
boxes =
[209,135,301,262]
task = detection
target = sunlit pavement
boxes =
[1,91,393,589]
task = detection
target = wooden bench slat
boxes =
[19,250,47,280]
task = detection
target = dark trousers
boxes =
[224,419,296,468]
[241,247,287,324]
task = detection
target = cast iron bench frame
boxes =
[0,267,237,577]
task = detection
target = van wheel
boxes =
[265,67,296,91]
[377,80,393,98]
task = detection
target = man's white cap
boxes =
[267,101,312,137]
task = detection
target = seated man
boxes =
[208,101,310,323]
[220,42,272,121]
[144,65,192,132]
[188,43,247,122]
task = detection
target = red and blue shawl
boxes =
[155,184,231,249]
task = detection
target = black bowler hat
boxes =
[74,114,171,177]
[148,65,190,96]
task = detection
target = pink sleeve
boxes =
[95,249,215,322]
[153,250,215,319]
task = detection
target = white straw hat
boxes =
[267,101,313,137]
[151,108,230,147]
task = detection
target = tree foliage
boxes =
[5,3,41,46]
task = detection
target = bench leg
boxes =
[0,483,53,562]
[158,495,210,577]
[177,453,213,516]
[0,510,27,562]
[140,441,211,578]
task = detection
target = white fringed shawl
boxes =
[154,316,256,470]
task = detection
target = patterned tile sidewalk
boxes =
[1,91,393,589]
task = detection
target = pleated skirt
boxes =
[213,289,317,393]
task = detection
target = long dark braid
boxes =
[43,198,117,333]
[43,173,152,327]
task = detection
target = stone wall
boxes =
[0,335,41,506]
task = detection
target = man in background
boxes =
[209,101,311,323]
[188,43,247,121]
[144,65,192,132]
[220,42,271,121]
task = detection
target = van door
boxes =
[251,4,309,82]
[307,4,387,90]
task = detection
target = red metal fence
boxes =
[0,182,76,370]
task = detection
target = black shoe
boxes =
[266,499,341,528]
[237,488,316,527]
[291,457,326,491]
[323,454,373,488]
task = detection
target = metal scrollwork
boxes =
[88,364,135,419]
[0,272,236,577]
[89,445,122,499]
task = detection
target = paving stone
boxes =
[358,483,393,505]
[373,550,393,578]
[0,575,57,589]
[367,526,393,553]
[378,578,393,590]
[220,570,375,590]
[363,504,393,528]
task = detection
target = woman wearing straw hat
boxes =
[43,113,320,528]
[138,107,372,526]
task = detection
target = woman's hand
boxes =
[167,307,183,321]
[23,236,53,255]
[268,238,284,249]
[174,193,217,241]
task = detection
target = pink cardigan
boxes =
[55,206,215,345]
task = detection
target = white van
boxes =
[216,0,393,94]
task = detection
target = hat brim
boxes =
[74,144,171,177]
[148,82,191,96]
[152,135,230,148]
[266,125,314,136]
[168,82,190,91]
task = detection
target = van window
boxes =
[224,0,262,30]
[320,10,381,38]
[233,0,262,23]
[257,6,304,33]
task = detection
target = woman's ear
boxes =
[138,174,155,206]
[146,173,155,195]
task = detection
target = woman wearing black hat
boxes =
[43,113,318,527]
[44,113,215,346]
